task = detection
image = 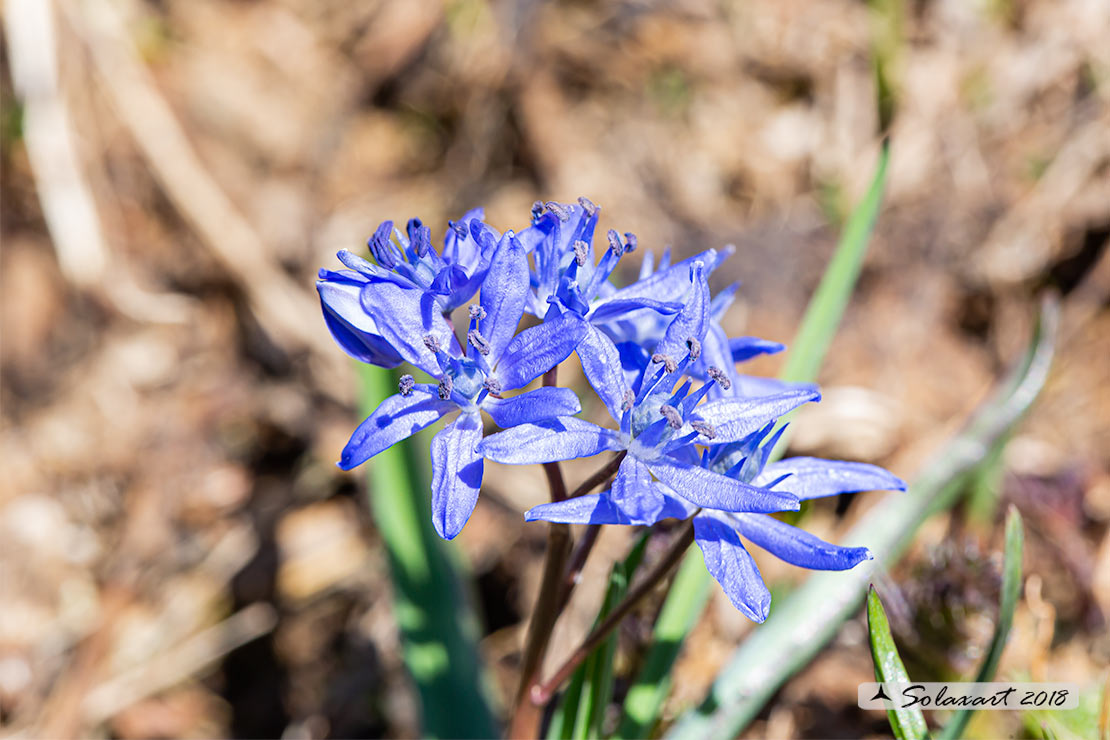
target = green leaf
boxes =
[937,507,1024,740]
[549,532,651,740]
[621,143,892,738]
[867,587,929,740]
[357,364,498,739]
[665,296,1058,740]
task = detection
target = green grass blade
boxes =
[357,364,499,739]
[617,552,713,739]
[938,507,1025,740]
[618,144,892,738]
[665,296,1058,740]
[548,533,650,740]
[867,587,929,740]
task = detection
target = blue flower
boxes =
[523,413,906,622]
[317,209,501,366]
[327,223,587,540]
[477,261,821,520]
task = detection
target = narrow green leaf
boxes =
[622,144,892,738]
[549,532,651,740]
[867,587,929,740]
[938,507,1024,740]
[665,296,1058,740]
[357,364,498,739]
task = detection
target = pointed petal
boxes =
[692,388,820,443]
[729,512,872,570]
[587,298,682,323]
[317,275,404,367]
[594,248,723,307]
[495,313,589,391]
[339,393,451,470]
[693,515,771,622]
[655,261,710,359]
[359,279,456,375]
[729,336,786,363]
[479,231,529,365]
[754,457,907,500]
[526,494,631,525]
[647,459,799,513]
[477,417,623,464]
[577,325,630,422]
[482,387,581,428]
[429,413,485,539]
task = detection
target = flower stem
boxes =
[530,518,697,706]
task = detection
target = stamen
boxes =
[577,197,598,217]
[707,366,732,390]
[448,220,469,238]
[398,374,415,397]
[468,304,487,320]
[406,218,431,257]
[623,232,638,252]
[437,375,454,400]
[531,201,546,220]
[467,329,492,356]
[620,389,636,411]
[545,201,571,222]
[483,377,502,395]
[572,240,589,266]
[652,353,678,374]
[660,404,683,430]
[423,335,442,353]
[686,337,702,360]
[606,229,624,256]
[690,420,717,439]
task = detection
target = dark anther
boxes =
[686,337,702,360]
[469,304,487,320]
[623,232,638,252]
[572,240,589,266]
[690,420,717,439]
[707,366,732,390]
[407,219,431,257]
[483,377,503,395]
[577,197,598,217]
[545,201,571,222]
[449,220,469,238]
[607,229,624,256]
[660,404,683,430]
[621,389,636,411]
[468,329,492,356]
[398,375,415,397]
[437,375,454,400]
[423,335,442,353]
[652,353,678,374]
[531,201,546,220]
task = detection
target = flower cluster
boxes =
[317,198,904,621]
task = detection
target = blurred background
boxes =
[2,0,1109,737]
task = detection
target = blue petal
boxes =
[693,388,820,443]
[729,512,872,570]
[730,336,786,363]
[482,387,581,428]
[577,325,631,423]
[587,298,682,323]
[479,231,529,365]
[654,261,710,360]
[646,459,799,513]
[430,412,485,539]
[477,417,623,464]
[754,457,907,500]
[526,494,632,525]
[693,515,771,622]
[358,279,457,376]
[610,456,666,523]
[597,248,724,306]
[494,313,589,391]
[317,275,404,367]
[339,393,452,470]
